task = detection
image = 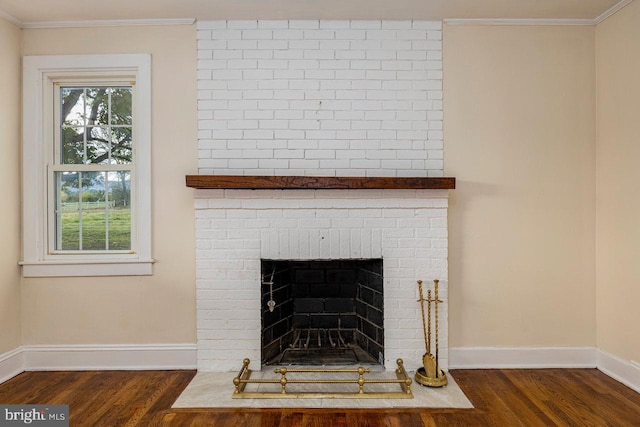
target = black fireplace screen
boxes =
[261,259,383,365]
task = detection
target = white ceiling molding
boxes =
[20,18,196,29]
[445,0,633,26]
[444,18,595,26]
[1,0,632,29]
[0,6,21,27]
[594,0,633,23]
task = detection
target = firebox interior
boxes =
[261,259,384,366]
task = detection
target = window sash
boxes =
[47,167,135,255]
[53,81,134,167]
[49,81,137,256]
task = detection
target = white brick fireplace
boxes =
[193,19,451,372]
[196,19,444,177]
[195,189,449,372]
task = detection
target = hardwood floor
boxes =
[1,369,639,426]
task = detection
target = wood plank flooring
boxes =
[1,369,639,426]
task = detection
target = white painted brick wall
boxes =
[197,20,443,177]
[195,189,449,372]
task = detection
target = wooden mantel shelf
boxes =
[186,175,455,190]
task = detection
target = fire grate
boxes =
[278,348,358,365]
[277,326,358,363]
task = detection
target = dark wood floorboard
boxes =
[0,369,639,426]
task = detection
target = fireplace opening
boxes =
[261,259,384,366]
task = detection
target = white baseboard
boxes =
[22,344,197,371]
[5,344,639,395]
[449,346,597,369]
[0,343,197,384]
[596,349,640,393]
[0,347,24,384]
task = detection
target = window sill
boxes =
[19,259,155,277]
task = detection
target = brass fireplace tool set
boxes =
[414,279,448,387]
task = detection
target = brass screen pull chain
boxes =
[267,280,276,312]
[262,266,276,312]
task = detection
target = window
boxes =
[22,55,153,277]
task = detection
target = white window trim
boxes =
[21,54,153,277]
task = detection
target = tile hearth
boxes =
[173,366,473,409]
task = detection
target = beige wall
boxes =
[7,13,635,364]
[595,1,640,363]
[21,25,198,345]
[0,17,23,354]
[444,25,596,348]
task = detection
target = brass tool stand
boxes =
[232,358,413,398]
[415,279,447,387]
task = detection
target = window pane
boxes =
[108,211,131,250]
[58,171,79,210]
[60,88,85,126]
[86,127,111,164]
[107,171,131,208]
[59,212,80,250]
[110,88,133,125]
[82,211,107,250]
[61,127,85,164]
[55,171,80,250]
[106,171,131,250]
[54,170,131,252]
[84,88,110,126]
[81,171,105,199]
[111,127,132,164]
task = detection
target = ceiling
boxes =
[0,0,627,24]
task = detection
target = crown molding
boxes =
[445,0,634,27]
[594,0,634,24]
[444,18,595,26]
[20,18,195,29]
[0,7,22,27]
[2,0,633,29]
